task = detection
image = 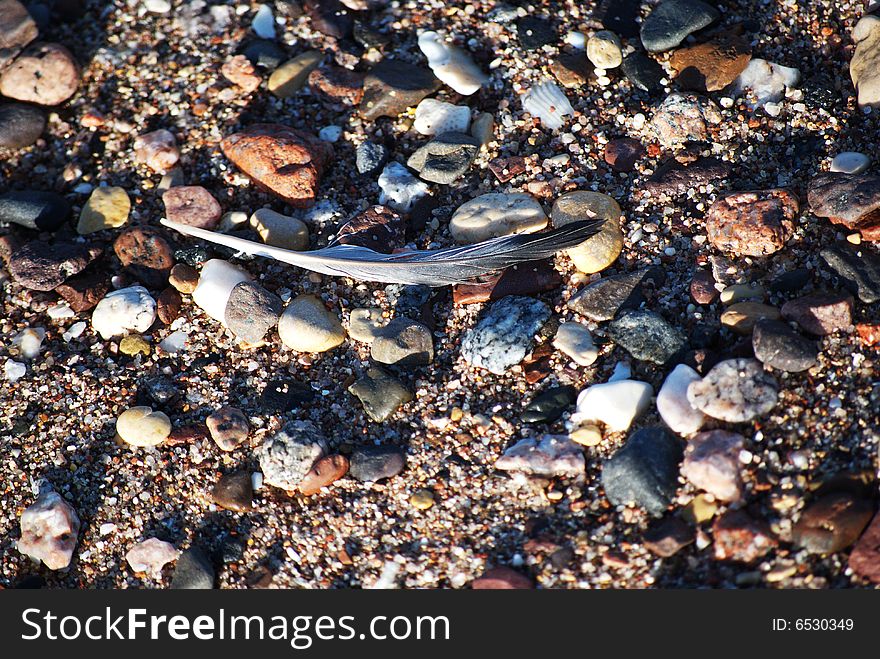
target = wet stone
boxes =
[752,319,818,373]
[521,385,576,424]
[607,309,686,365]
[156,287,181,324]
[348,367,413,422]
[349,446,406,482]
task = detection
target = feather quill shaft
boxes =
[160,218,603,286]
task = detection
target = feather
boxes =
[160,218,604,286]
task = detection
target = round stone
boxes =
[224,281,282,343]
[552,321,598,366]
[162,186,222,230]
[211,471,253,512]
[278,294,345,353]
[752,319,818,373]
[249,208,309,250]
[119,335,150,356]
[687,358,778,423]
[0,42,80,105]
[133,129,179,174]
[410,488,435,510]
[587,30,623,69]
[551,191,624,273]
[258,420,327,490]
[681,430,744,502]
[0,103,45,150]
[831,152,871,174]
[575,379,653,432]
[370,317,434,366]
[169,263,200,294]
[450,193,548,243]
[113,226,174,288]
[704,189,799,257]
[91,286,157,339]
[116,406,172,447]
[656,364,706,435]
[206,405,250,451]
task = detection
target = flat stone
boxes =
[360,59,440,121]
[641,156,731,197]
[298,454,349,495]
[17,491,80,570]
[162,186,221,229]
[125,538,180,576]
[348,366,413,422]
[170,547,214,589]
[640,0,720,53]
[809,172,880,240]
[521,385,576,424]
[370,317,433,366]
[752,319,818,373]
[607,309,686,365]
[792,492,874,554]
[552,321,597,366]
[602,427,683,516]
[450,192,547,243]
[575,379,653,432]
[133,129,179,173]
[657,364,706,435]
[496,435,585,477]
[242,38,284,70]
[670,33,751,92]
[278,294,345,353]
[830,151,870,175]
[849,512,880,584]
[224,281,282,343]
[567,267,664,321]
[211,471,253,512]
[334,205,404,253]
[820,242,880,304]
[349,445,406,482]
[0,102,44,149]
[643,517,695,557]
[0,42,79,105]
[712,510,777,562]
[258,420,327,490]
[92,286,157,339]
[0,0,38,70]
[704,189,799,256]
[551,191,623,274]
[113,226,174,288]
[268,50,323,97]
[651,92,722,148]
[781,292,853,336]
[116,406,171,447]
[54,271,109,312]
[355,140,387,176]
[681,430,744,502]
[452,260,562,305]
[460,296,550,374]
[604,137,645,172]
[221,54,261,93]
[0,190,69,231]
[8,240,99,291]
[687,358,778,423]
[720,302,781,334]
[206,405,249,451]
[622,52,665,93]
[407,131,480,184]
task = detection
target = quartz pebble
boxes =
[850,15,880,108]
[249,208,309,250]
[192,259,251,323]
[116,406,172,447]
[407,132,480,184]
[461,296,550,374]
[731,58,800,108]
[77,186,130,234]
[413,98,471,136]
[206,406,249,451]
[574,380,652,432]
[126,538,179,577]
[681,430,745,502]
[656,364,706,435]
[91,286,157,339]
[377,162,429,212]
[450,193,547,243]
[133,129,179,173]
[278,294,345,353]
[258,421,327,490]
[417,31,487,95]
[495,435,585,478]
[552,322,598,366]
[17,491,80,570]
[687,358,778,423]
[587,30,623,69]
[13,327,45,359]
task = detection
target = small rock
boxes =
[720,301,781,334]
[125,538,180,577]
[596,0,640,38]
[781,293,853,336]
[76,186,131,234]
[690,269,718,304]
[221,54,262,93]
[55,271,109,312]
[211,472,253,512]
[450,192,547,243]
[407,131,480,184]
[587,30,623,69]
[461,296,550,374]
[0,103,44,149]
[570,424,603,447]
[0,42,80,105]
[820,242,880,304]
[643,517,695,557]
[521,386,576,424]
[268,50,323,97]
[575,379,652,432]
[849,512,880,584]
[224,281,282,343]
[410,488,435,510]
[809,172,880,241]
[355,140,387,176]
[793,492,874,554]
[298,454,349,495]
[347,307,386,342]
[308,65,364,105]
[551,191,623,273]
[622,52,665,93]
[831,152,870,174]
[348,366,413,422]
[278,294,345,353]
[0,190,69,231]
[349,445,406,482]
[248,208,309,251]
[17,491,80,570]
[604,137,644,172]
[640,0,720,53]
[251,3,275,39]
[704,189,799,256]
[552,322,597,366]
[258,420,327,490]
[472,566,533,590]
[687,358,778,423]
[516,16,556,50]
[850,15,880,108]
[418,31,487,96]
[206,406,249,451]
[162,185,222,230]
[607,309,686,365]
[670,33,751,92]
[360,59,440,120]
[651,92,722,148]
[377,161,429,213]
[334,205,404,253]
[0,0,38,71]
[91,286,157,339]
[712,510,777,562]
[113,226,174,288]
[752,319,818,373]
[567,267,664,321]
[192,259,251,323]
[731,58,800,109]
[170,547,214,589]
[133,129,179,174]
[657,364,706,435]
[304,0,352,39]
[549,53,593,88]
[496,435,585,477]
[681,430,744,502]
[119,335,150,356]
[242,38,284,70]
[8,240,98,291]
[116,406,172,447]
[371,317,433,366]
[602,427,683,516]
[642,156,731,197]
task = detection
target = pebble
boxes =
[704,189,799,256]
[850,15,880,107]
[752,319,818,373]
[687,358,778,423]
[335,205,404,253]
[0,102,44,149]
[308,65,365,106]
[206,406,249,451]
[643,517,695,557]
[781,292,853,336]
[278,294,345,353]
[521,385,576,424]
[113,226,174,288]
[162,185,222,229]
[471,566,533,590]
[125,538,180,577]
[640,0,720,53]
[670,33,751,92]
[17,490,80,570]
[452,260,561,304]
[551,191,623,274]
[809,172,880,240]
[251,4,275,39]
[224,280,282,343]
[4,358,25,382]
[221,123,332,207]
[461,296,550,374]
[690,269,718,304]
[0,190,69,231]
[155,287,180,324]
[91,286,157,339]
[587,30,623,69]
[258,420,327,490]
[211,471,253,512]
[407,131,480,184]
[320,125,342,143]
[13,327,44,359]
[410,488,434,510]
[370,317,433,366]
[377,161,429,212]
[304,0,353,39]
[550,53,594,89]
[831,152,871,174]
[221,54,262,93]
[720,302,781,334]
[258,379,315,413]
[602,427,683,516]
[298,454,349,495]
[820,242,880,304]
[170,547,214,589]
[268,51,323,97]
[242,38,284,70]
[349,446,406,482]
[355,140,387,176]
[0,42,80,105]
[248,208,309,250]
[496,435,585,478]
[133,129,179,173]
[516,16,556,50]
[651,92,722,147]
[552,322,598,366]
[521,81,574,131]
[643,156,731,196]
[712,510,777,562]
[569,424,603,447]
[192,259,251,323]
[413,98,471,136]
[681,430,744,502]
[116,406,172,447]
[849,512,880,584]
[732,58,800,108]
[607,309,686,365]
[348,366,413,422]
[567,267,663,321]
[622,52,665,92]
[450,192,547,243]
[55,272,108,312]
[719,283,764,305]
[348,308,386,342]
[792,492,874,554]
[0,0,37,71]
[417,31,487,95]
[574,379,652,432]
[8,240,99,291]
[360,58,440,120]
[119,335,150,356]
[656,364,706,435]
[77,186,130,234]
[603,137,644,172]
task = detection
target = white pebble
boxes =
[656,364,707,435]
[573,380,653,432]
[14,328,46,359]
[565,31,586,49]
[608,361,632,382]
[4,358,26,382]
[413,98,471,136]
[63,321,87,342]
[378,162,429,212]
[252,4,276,39]
[319,125,343,142]
[159,330,188,354]
[46,303,74,319]
[91,286,157,340]
[552,322,598,366]
[191,259,251,323]
[831,152,871,174]
[418,31,488,95]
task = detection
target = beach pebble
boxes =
[604,138,645,173]
[0,0,37,71]
[720,302,781,334]
[704,189,799,256]
[360,59,440,120]
[170,547,214,590]
[355,140,387,176]
[91,286,157,339]
[516,16,556,50]
[348,366,413,422]
[587,30,623,69]
[377,161,429,212]
[731,58,800,108]
[551,191,623,274]
[0,190,69,232]
[126,538,179,577]
[851,15,880,107]
[407,132,480,184]
[211,471,253,512]
[808,172,880,240]
[258,420,327,490]
[575,379,652,432]
[335,205,404,253]
[169,263,199,294]
[298,455,349,495]
[417,31,488,95]
[849,512,880,583]
[681,430,745,502]
[308,65,364,105]
[752,319,818,373]
[224,281,282,343]
[552,322,598,366]
[116,406,172,447]
[0,42,80,105]
[248,208,309,250]
[304,0,353,38]
[133,129,179,173]
[640,0,719,53]
[413,98,471,136]
[643,517,695,558]
[607,309,686,365]
[781,293,853,336]
[221,54,261,93]
[652,92,722,147]
[622,52,665,92]
[713,510,777,562]
[192,259,251,323]
[496,435,585,478]
[792,492,874,554]
[567,267,664,321]
[450,192,547,243]
[13,327,45,359]
[521,81,574,130]
[114,226,174,288]
[831,152,871,174]
[472,567,533,590]
[349,446,406,482]
[118,335,150,356]
[0,102,44,150]
[206,406,250,451]
[162,185,222,230]
[461,296,550,374]
[687,358,778,423]
[8,240,99,291]
[371,317,433,366]
[77,186,130,234]
[17,491,80,570]
[656,364,706,435]
[251,4,275,39]
[278,294,345,353]
[268,51,322,97]
[670,33,751,92]
[348,308,386,343]
[521,385,577,424]
[820,242,880,304]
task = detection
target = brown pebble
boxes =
[690,269,718,304]
[165,424,209,446]
[298,454,349,495]
[54,270,110,312]
[169,263,199,294]
[113,226,174,288]
[211,471,253,512]
[604,137,645,173]
[156,287,182,324]
[471,566,533,589]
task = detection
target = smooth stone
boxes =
[622,52,665,93]
[377,161,429,212]
[355,140,387,176]
[657,364,706,435]
[258,420,327,490]
[604,137,645,172]
[348,308,386,343]
[170,547,214,589]
[521,385,577,424]
[249,208,309,250]
[712,510,777,562]
[304,0,353,39]
[92,286,157,339]
[687,358,778,423]
[407,131,480,184]
[752,319,818,373]
[133,129,179,173]
[116,406,172,447]
[77,186,130,234]
[516,16,556,50]
[192,259,251,323]
[720,302,781,334]
[521,81,574,130]
[770,268,811,293]
[211,471,253,512]
[793,492,874,554]
[268,51,323,97]
[495,435,585,477]
[607,309,686,365]
[242,38,284,70]
[0,103,44,149]
[0,190,69,231]
[552,322,598,366]
[602,427,683,516]
[308,65,365,105]
[113,226,174,288]
[410,488,434,510]
[278,294,345,353]
[574,379,652,432]
[550,53,594,89]
[17,491,80,570]
[820,242,880,304]
[0,0,38,71]
[252,3,275,39]
[0,42,80,105]
[370,317,433,366]
[831,152,870,174]
[8,240,98,290]
[704,189,799,256]
[471,112,495,146]
[125,538,180,576]
[119,335,150,356]
[360,58,440,120]
[418,31,487,95]
[221,54,262,93]
[348,366,413,422]
[681,430,744,502]
[651,92,722,147]
[551,191,623,273]
[298,454,349,495]
[162,185,222,229]
[852,16,880,107]
[587,30,623,69]
[460,296,550,375]
[690,269,718,304]
[719,283,764,304]
[169,263,199,294]
[450,192,547,243]
[640,0,719,53]
[224,280,282,343]
[567,267,665,322]
[781,293,853,336]
[414,98,470,136]
[349,446,406,482]
[570,424,603,447]
[808,172,880,240]
[206,406,249,451]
